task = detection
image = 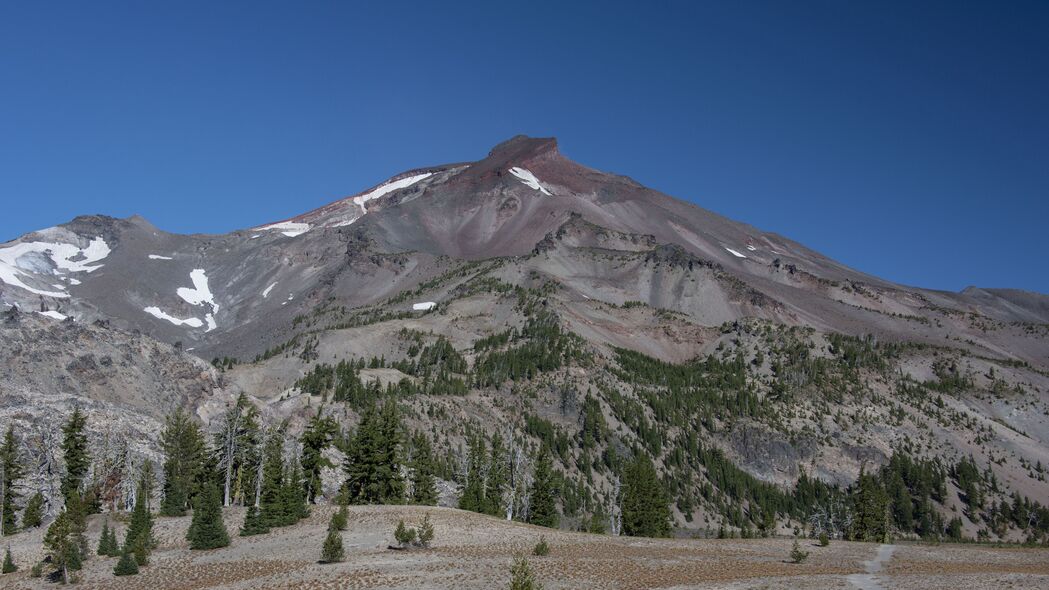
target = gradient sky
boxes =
[2,1,1046,293]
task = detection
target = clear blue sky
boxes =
[2,1,1046,294]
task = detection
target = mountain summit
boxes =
[2,136,1048,542]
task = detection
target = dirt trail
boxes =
[846,544,896,590]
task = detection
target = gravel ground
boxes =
[2,505,1048,589]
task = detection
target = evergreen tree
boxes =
[159,409,206,517]
[485,433,508,517]
[319,513,345,563]
[409,432,438,506]
[259,426,287,527]
[282,458,309,523]
[849,468,890,542]
[344,401,405,504]
[459,435,486,513]
[300,411,337,503]
[61,408,91,503]
[331,502,349,531]
[187,483,229,550]
[0,426,22,536]
[43,494,87,584]
[97,520,119,557]
[2,546,15,574]
[528,446,558,529]
[21,492,43,528]
[240,505,269,536]
[124,471,155,566]
[417,513,435,547]
[621,453,671,538]
[113,548,139,576]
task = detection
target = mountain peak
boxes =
[486,135,559,163]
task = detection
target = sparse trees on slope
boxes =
[187,483,229,550]
[160,408,205,517]
[0,426,23,536]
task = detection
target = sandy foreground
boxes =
[2,505,1048,589]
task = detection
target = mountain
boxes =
[2,135,1048,540]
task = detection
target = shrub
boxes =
[394,520,416,547]
[113,550,139,576]
[320,525,344,564]
[416,514,434,547]
[790,537,809,564]
[818,532,829,547]
[508,556,543,590]
[2,547,15,574]
[532,536,550,557]
[331,505,349,532]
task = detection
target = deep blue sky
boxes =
[2,2,1047,294]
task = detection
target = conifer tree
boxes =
[0,426,22,536]
[377,400,406,502]
[621,453,670,538]
[61,408,91,503]
[332,502,349,531]
[300,411,337,503]
[344,401,405,504]
[43,494,87,584]
[2,546,15,574]
[849,468,890,542]
[187,483,229,550]
[319,513,345,563]
[409,432,438,506]
[21,492,43,528]
[459,435,486,513]
[124,471,155,565]
[283,458,309,523]
[160,409,205,517]
[97,520,119,557]
[259,426,287,527]
[528,446,558,528]
[113,548,139,576]
[485,432,508,517]
[240,504,269,536]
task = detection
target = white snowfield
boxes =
[37,310,68,321]
[725,247,748,259]
[257,221,311,237]
[331,172,434,227]
[746,245,757,251]
[0,236,111,298]
[262,282,277,298]
[508,167,551,195]
[413,301,437,311]
[148,254,173,260]
[177,269,219,332]
[144,306,204,328]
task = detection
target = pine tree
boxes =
[485,433,508,517]
[43,495,87,584]
[320,513,345,563]
[283,458,309,523]
[21,492,43,528]
[259,425,287,527]
[300,411,337,503]
[240,504,269,536]
[621,453,671,538]
[344,401,405,504]
[459,434,486,513]
[113,548,139,576]
[528,446,558,529]
[331,502,349,531]
[61,408,91,504]
[124,471,155,565]
[409,432,438,506]
[508,556,543,590]
[187,484,229,550]
[97,520,119,557]
[849,468,890,542]
[0,426,23,536]
[2,546,15,574]
[159,409,206,517]
[417,513,434,547]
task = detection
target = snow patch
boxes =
[68,278,81,285]
[413,301,437,311]
[38,310,67,321]
[173,269,219,332]
[352,173,433,208]
[257,221,311,237]
[262,282,277,298]
[508,167,551,195]
[144,306,204,328]
[746,245,757,252]
[0,236,111,298]
[148,254,173,260]
[725,247,747,259]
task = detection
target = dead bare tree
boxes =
[609,474,623,536]
[214,404,244,507]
